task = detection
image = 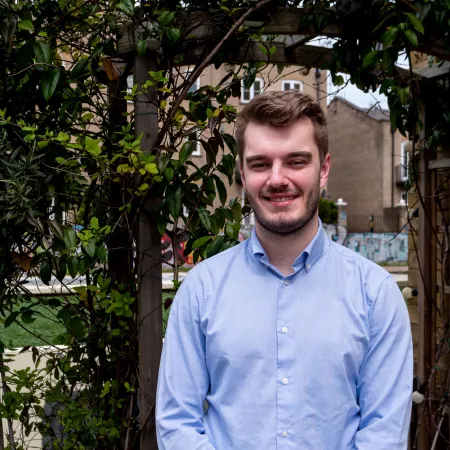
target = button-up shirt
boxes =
[156,222,413,450]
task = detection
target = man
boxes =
[156,91,412,449]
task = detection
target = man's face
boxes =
[240,118,330,236]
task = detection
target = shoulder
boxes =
[183,239,249,284]
[326,239,393,307]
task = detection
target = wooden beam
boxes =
[134,51,161,450]
[416,83,435,450]
[284,35,314,52]
[429,158,450,170]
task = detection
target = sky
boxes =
[310,36,410,111]
[326,75,389,110]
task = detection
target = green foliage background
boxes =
[0,0,449,448]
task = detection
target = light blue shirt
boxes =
[156,222,413,450]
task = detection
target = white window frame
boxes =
[185,69,200,93]
[240,77,264,104]
[401,141,409,179]
[282,80,303,92]
[184,131,202,157]
[126,74,134,103]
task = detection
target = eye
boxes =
[251,163,269,169]
[290,160,306,167]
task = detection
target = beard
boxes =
[245,176,320,236]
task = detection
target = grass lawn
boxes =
[1,293,174,348]
[0,303,66,348]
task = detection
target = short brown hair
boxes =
[235,90,328,164]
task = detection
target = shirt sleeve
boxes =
[156,273,216,450]
[354,275,413,450]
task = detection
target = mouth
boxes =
[262,194,300,206]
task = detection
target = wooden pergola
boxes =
[113,5,450,448]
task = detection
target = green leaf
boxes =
[199,208,211,231]
[398,85,409,105]
[64,228,77,249]
[117,0,134,16]
[165,166,174,181]
[192,236,213,249]
[381,27,399,46]
[333,74,345,86]
[214,176,227,206]
[18,20,33,32]
[67,258,78,278]
[166,186,182,220]
[4,312,19,329]
[405,13,424,35]
[71,57,90,78]
[167,27,180,43]
[137,39,146,56]
[363,50,379,68]
[221,133,237,157]
[69,317,86,339]
[145,163,158,174]
[403,29,418,47]
[258,44,268,55]
[42,68,60,101]
[225,223,235,238]
[55,258,67,282]
[1,16,17,46]
[179,140,196,165]
[33,41,52,64]
[158,11,175,27]
[90,217,99,229]
[48,220,64,241]
[231,200,242,222]
[40,259,52,286]
[157,216,167,236]
[83,239,96,258]
[206,235,225,258]
[85,136,102,156]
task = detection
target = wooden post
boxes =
[134,52,162,450]
[417,88,433,450]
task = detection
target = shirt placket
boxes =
[276,276,296,448]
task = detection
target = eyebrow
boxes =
[245,151,313,165]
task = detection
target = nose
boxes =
[266,163,288,188]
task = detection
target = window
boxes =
[126,75,134,102]
[184,132,201,157]
[241,77,264,103]
[185,70,200,93]
[282,80,303,92]
[401,141,409,179]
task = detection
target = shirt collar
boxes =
[250,219,325,273]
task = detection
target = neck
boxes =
[255,214,319,276]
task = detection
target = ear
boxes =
[320,153,330,190]
[239,160,246,189]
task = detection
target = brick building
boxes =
[326,97,409,233]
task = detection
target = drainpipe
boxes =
[315,68,321,103]
[391,125,395,208]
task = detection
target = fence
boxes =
[346,214,400,233]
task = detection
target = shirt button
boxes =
[306,264,311,271]
[282,327,288,333]
[281,430,288,438]
[283,280,289,286]
[282,377,289,385]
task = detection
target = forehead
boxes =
[243,117,319,159]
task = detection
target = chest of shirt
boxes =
[199,264,370,382]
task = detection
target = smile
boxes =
[266,196,297,202]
